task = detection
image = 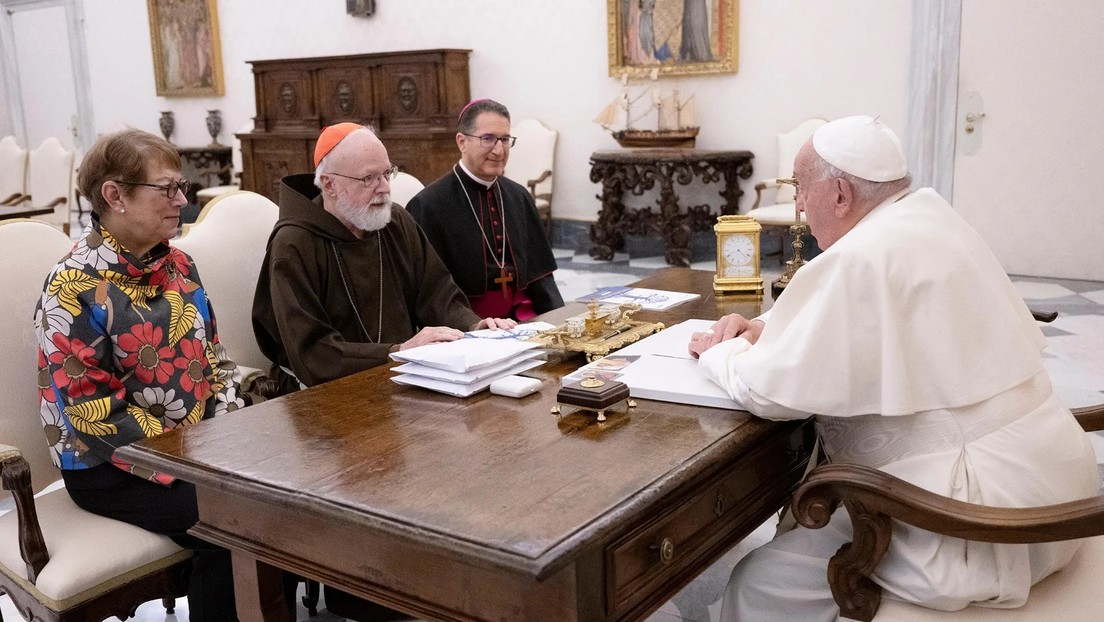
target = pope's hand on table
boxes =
[687,314,765,358]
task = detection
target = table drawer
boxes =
[605,423,809,619]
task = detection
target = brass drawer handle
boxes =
[650,537,675,564]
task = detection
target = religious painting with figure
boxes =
[147,0,225,96]
[607,0,738,77]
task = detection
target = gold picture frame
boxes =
[607,0,739,78]
[147,0,225,97]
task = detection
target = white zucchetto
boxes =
[812,115,908,182]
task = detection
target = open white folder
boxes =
[614,318,715,359]
[616,354,740,410]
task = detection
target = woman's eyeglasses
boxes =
[115,179,191,199]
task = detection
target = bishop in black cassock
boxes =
[407,162,563,320]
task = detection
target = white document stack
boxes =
[389,338,544,397]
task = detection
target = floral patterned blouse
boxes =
[35,218,243,484]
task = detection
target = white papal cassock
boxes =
[698,188,1098,622]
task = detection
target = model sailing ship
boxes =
[595,72,699,148]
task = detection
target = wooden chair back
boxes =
[27,137,76,232]
[0,136,28,205]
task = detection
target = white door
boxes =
[953,0,1104,281]
[11,5,78,150]
[0,0,94,153]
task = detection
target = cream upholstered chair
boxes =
[388,171,424,208]
[21,137,76,235]
[0,136,28,206]
[175,190,278,378]
[792,405,1104,622]
[172,190,327,613]
[746,118,826,263]
[194,123,252,207]
[504,118,557,238]
[0,219,190,621]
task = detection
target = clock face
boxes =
[714,217,763,294]
[723,235,755,267]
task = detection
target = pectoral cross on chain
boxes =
[494,267,514,299]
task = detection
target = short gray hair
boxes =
[810,153,912,208]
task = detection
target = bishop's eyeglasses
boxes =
[114,179,191,199]
[461,133,517,148]
[328,164,400,188]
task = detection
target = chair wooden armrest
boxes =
[792,452,1104,622]
[1073,403,1104,432]
[1,192,26,206]
[1,451,50,582]
[1031,309,1058,322]
[241,370,285,404]
[751,178,781,211]
[7,194,31,207]
[526,170,552,198]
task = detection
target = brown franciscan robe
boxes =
[252,173,479,388]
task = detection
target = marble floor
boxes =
[4,239,1104,622]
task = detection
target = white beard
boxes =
[337,193,393,232]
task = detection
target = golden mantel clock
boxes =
[713,215,763,296]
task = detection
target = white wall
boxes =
[953,0,1104,280]
[0,76,11,138]
[78,0,910,221]
[0,8,11,141]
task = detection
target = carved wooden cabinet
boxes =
[239,49,471,201]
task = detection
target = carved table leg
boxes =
[664,222,693,267]
[657,164,692,267]
[589,164,628,260]
[720,158,754,215]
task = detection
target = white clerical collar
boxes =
[457,160,496,188]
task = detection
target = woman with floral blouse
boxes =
[35,128,243,621]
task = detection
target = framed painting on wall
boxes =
[607,0,739,77]
[147,0,225,97]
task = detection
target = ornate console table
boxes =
[177,145,232,204]
[589,149,754,267]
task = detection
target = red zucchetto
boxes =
[313,122,365,167]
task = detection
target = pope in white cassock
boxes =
[688,116,1099,621]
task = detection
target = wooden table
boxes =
[118,269,812,622]
[589,149,754,267]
